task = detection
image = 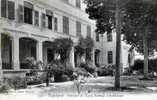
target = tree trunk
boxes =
[115,0,121,89]
[143,29,148,78]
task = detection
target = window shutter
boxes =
[76,21,81,36]
[34,10,39,26]
[63,16,69,34]
[1,0,7,18]
[17,5,24,23]
[87,25,91,37]
[54,17,58,31]
[41,13,46,28]
[8,1,15,20]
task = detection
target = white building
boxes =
[94,29,135,72]
[0,0,96,78]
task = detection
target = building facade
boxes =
[94,29,135,72]
[0,0,96,78]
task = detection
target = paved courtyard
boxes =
[1,76,157,100]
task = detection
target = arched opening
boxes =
[19,37,37,69]
[1,34,12,69]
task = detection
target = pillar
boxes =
[36,41,43,62]
[0,33,3,80]
[69,46,75,68]
[91,49,95,66]
[12,36,20,70]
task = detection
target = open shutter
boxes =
[76,21,81,36]
[1,0,7,18]
[34,10,39,26]
[54,17,58,31]
[63,16,69,34]
[8,1,15,20]
[41,13,46,28]
[17,5,24,23]
[87,25,91,37]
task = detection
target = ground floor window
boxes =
[108,51,113,64]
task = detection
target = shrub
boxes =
[75,67,89,77]
[49,61,74,82]
[3,77,27,90]
[0,84,10,93]
[97,65,114,76]
[79,62,96,75]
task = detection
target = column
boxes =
[12,36,20,70]
[91,49,95,66]
[69,46,75,68]
[0,33,3,79]
[36,41,43,62]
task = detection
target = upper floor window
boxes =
[1,0,15,20]
[76,0,81,8]
[96,33,99,42]
[87,25,91,37]
[108,51,113,64]
[34,10,39,26]
[107,32,112,42]
[63,16,69,34]
[54,17,58,32]
[76,21,81,36]
[24,1,33,24]
[46,10,53,30]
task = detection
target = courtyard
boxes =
[1,76,157,99]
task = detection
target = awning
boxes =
[46,9,53,17]
[24,1,33,9]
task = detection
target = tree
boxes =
[84,0,125,89]
[122,0,157,78]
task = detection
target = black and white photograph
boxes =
[0,0,157,100]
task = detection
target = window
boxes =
[1,0,15,20]
[87,25,91,37]
[41,13,46,28]
[34,10,39,26]
[108,51,113,64]
[24,1,33,24]
[17,5,24,23]
[76,0,81,8]
[8,1,15,19]
[95,49,100,67]
[96,33,99,42]
[1,0,7,18]
[46,10,53,30]
[107,32,112,42]
[76,21,81,36]
[63,16,69,34]
[54,17,58,32]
